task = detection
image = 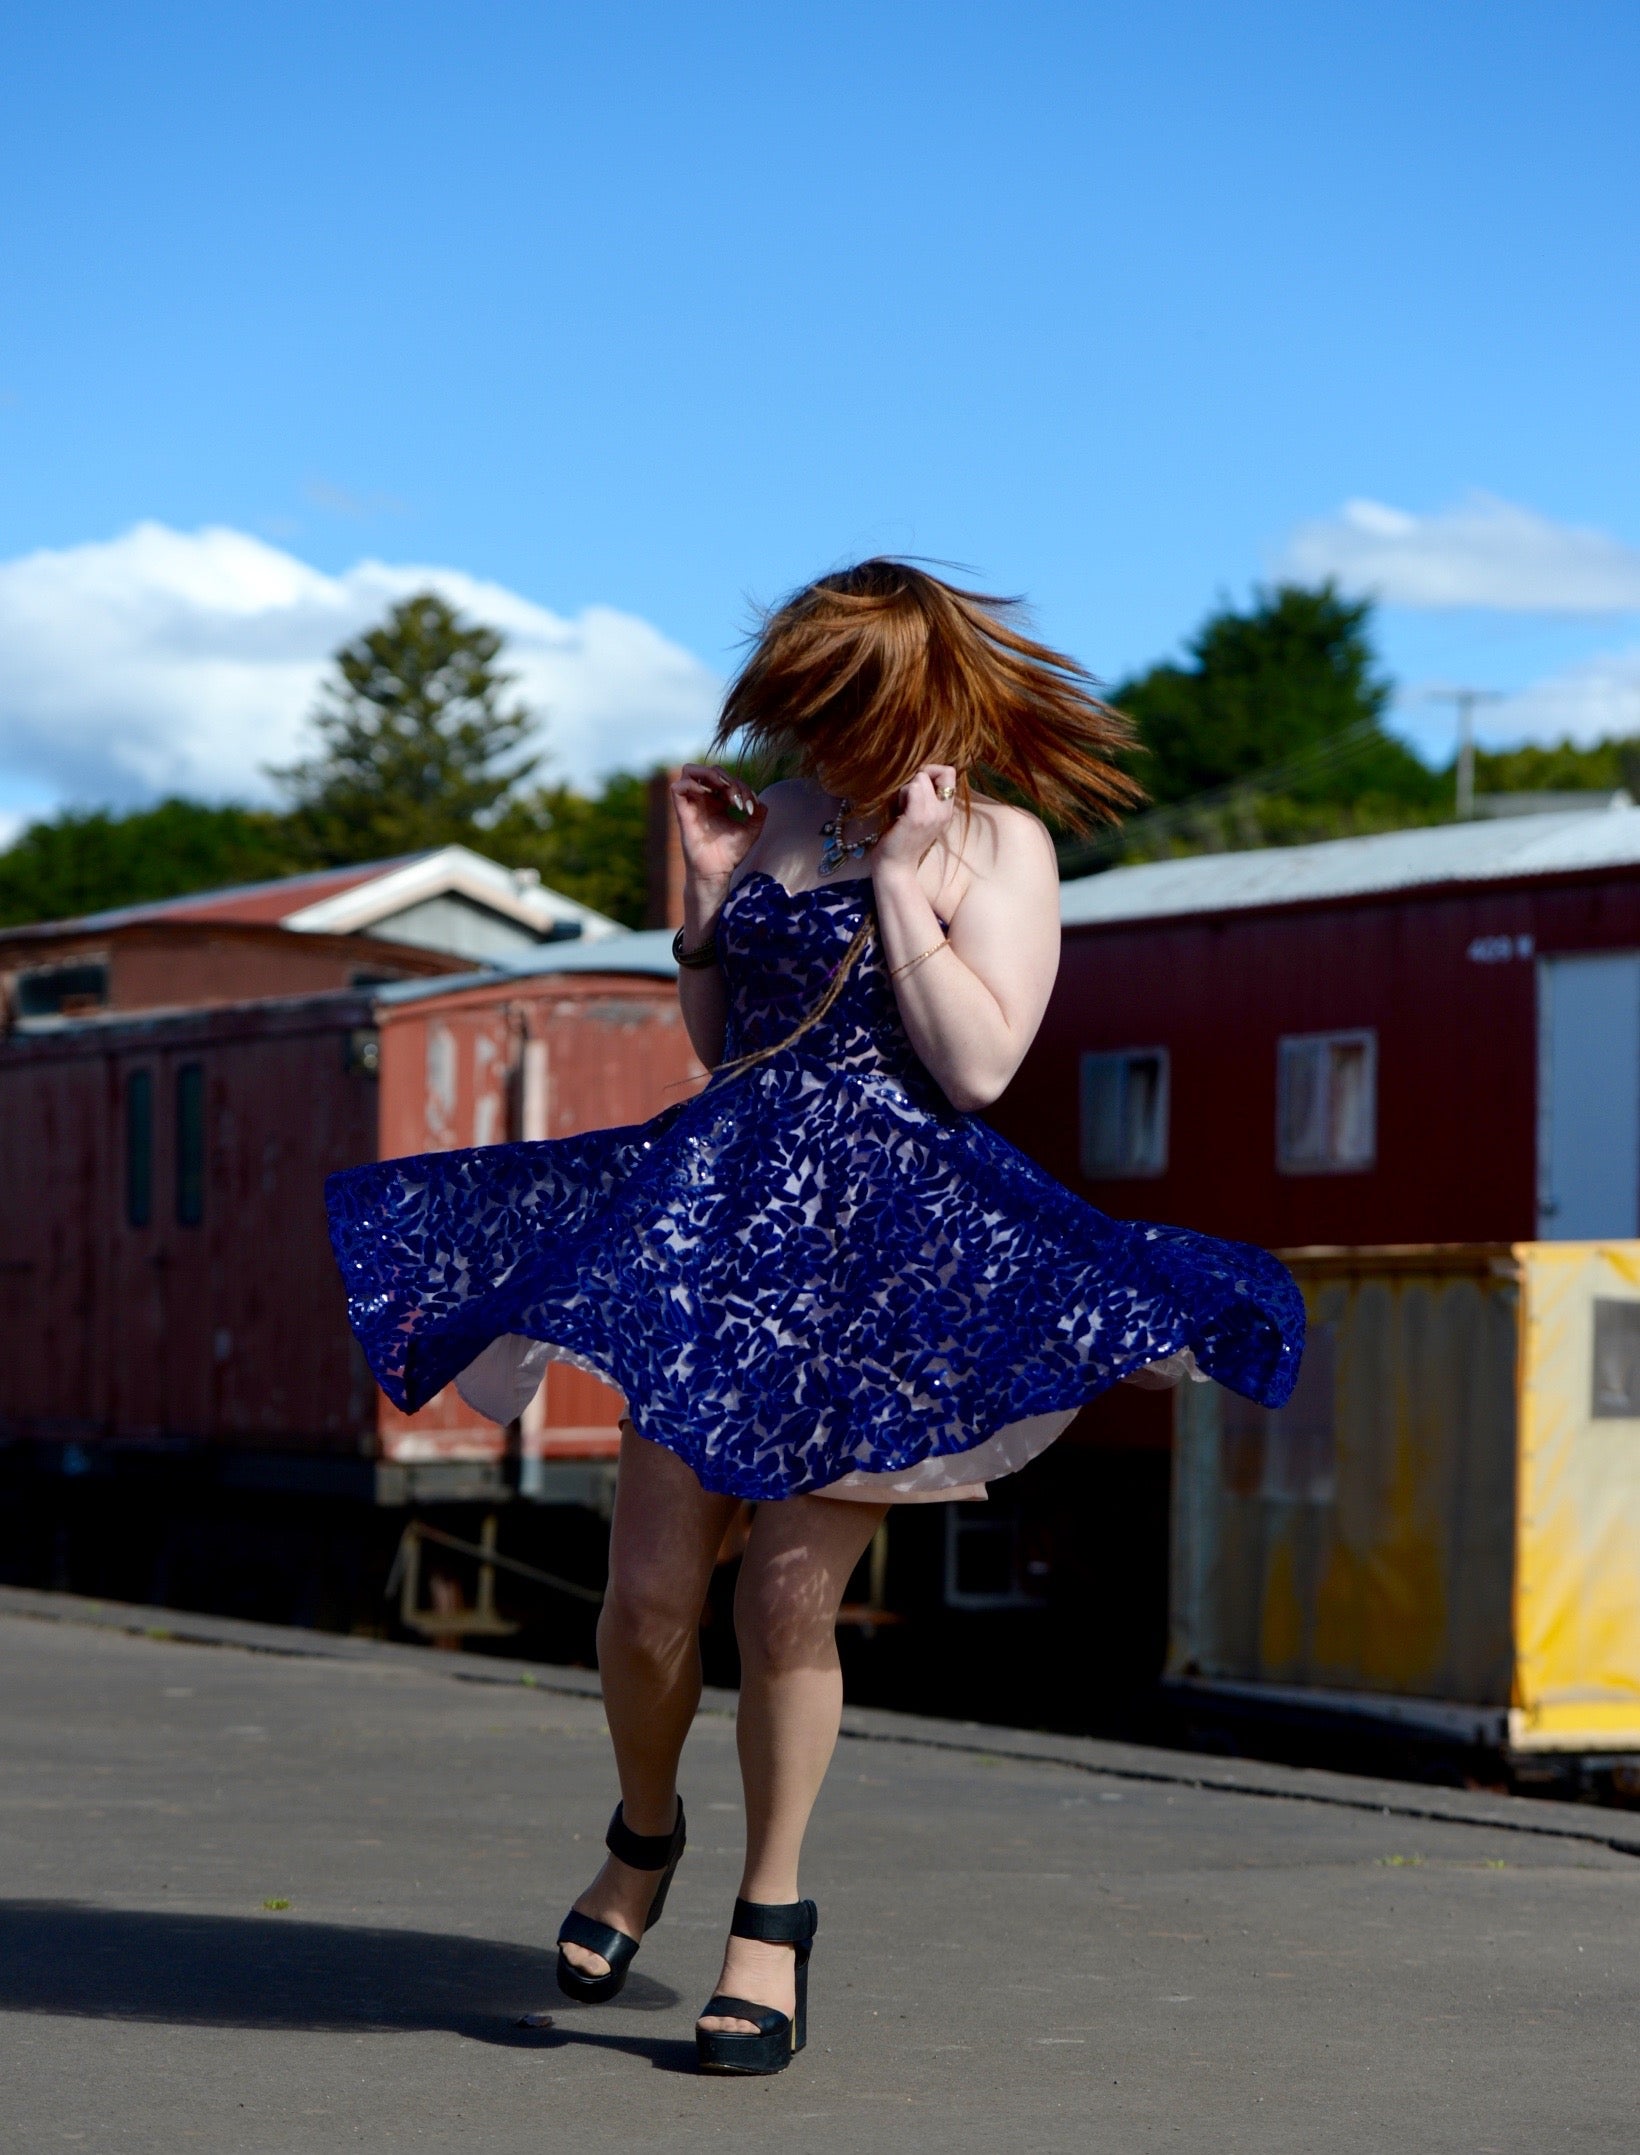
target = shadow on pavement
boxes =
[0,1901,682,2051]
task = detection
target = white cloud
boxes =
[1280,493,1640,614]
[1393,644,1640,764]
[0,522,724,809]
[1481,645,1640,746]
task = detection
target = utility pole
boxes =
[1426,688,1503,820]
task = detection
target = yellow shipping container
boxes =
[1168,1243,1640,1753]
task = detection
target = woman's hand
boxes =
[672,765,766,894]
[671,766,757,1069]
[870,764,960,881]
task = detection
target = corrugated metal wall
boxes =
[1170,1241,1640,1750]
[1169,1247,1520,1706]
[1514,1244,1640,1748]
[993,871,1640,1248]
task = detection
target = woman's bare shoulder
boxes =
[963,795,1057,874]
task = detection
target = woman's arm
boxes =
[670,764,765,1068]
[871,770,1061,1113]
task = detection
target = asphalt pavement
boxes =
[2,1586,1636,2154]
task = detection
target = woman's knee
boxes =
[733,1554,838,1676]
[600,1557,705,1667]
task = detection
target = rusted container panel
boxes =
[372,971,703,1464]
[377,998,518,1159]
[376,990,544,1465]
[530,985,698,1138]
[162,1020,379,1448]
[1513,1243,1640,1749]
[1169,1246,1519,1707]
[1170,1240,1640,1751]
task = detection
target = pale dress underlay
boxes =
[454,1336,1203,1505]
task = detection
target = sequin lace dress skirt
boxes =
[326,872,1304,1502]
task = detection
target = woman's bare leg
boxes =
[560,1421,739,1978]
[698,1493,889,2034]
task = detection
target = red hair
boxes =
[714,559,1140,830]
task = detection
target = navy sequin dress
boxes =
[326,871,1303,1501]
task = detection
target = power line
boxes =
[1058,718,1391,876]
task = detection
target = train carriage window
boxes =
[1277,1030,1376,1174]
[17,960,108,1018]
[125,1069,153,1228]
[1080,1048,1169,1178]
[175,1063,205,1227]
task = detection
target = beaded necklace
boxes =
[818,799,879,877]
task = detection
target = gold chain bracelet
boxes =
[888,939,950,981]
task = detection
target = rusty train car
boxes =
[0,936,699,1635]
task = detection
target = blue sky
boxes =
[2,0,1637,821]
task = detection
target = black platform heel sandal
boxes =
[694,1896,818,2075]
[555,1799,687,2005]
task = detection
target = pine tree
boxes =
[272,592,541,861]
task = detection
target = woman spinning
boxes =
[327,560,1303,2075]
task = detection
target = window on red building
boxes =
[1277,1030,1376,1174]
[1080,1048,1169,1179]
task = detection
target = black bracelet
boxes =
[671,925,719,970]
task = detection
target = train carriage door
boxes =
[1538,952,1640,1238]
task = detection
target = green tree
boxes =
[1114,583,1432,808]
[0,798,300,929]
[1473,735,1640,797]
[272,591,541,861]
[488,772,654,929]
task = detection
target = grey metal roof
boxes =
[371,928,678,1005]
[1059,806,1640,928]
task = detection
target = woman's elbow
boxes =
[940,1056,1023,1114]
[943,1083,999,1114]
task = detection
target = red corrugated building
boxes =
[991,808,1640,1251]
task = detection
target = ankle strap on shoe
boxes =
[730,1896,818,1945]
[605,1799,684,1870]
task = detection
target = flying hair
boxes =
[712,558,1142,831]
[704,559,1141,1085]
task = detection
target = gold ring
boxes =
[937,784,955,801]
